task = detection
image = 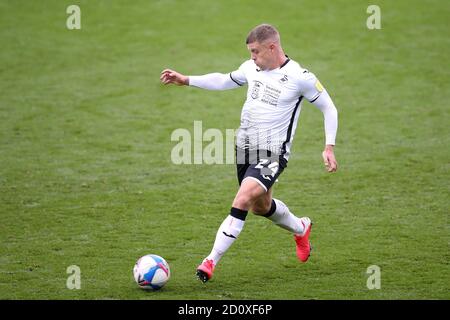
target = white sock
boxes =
[266,198,305,235]
[205,209,247,265]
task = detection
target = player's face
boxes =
[247,41,275,71]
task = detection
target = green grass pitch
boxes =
[0,0,449,299]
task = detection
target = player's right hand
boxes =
[160,69,189,86]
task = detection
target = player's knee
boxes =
[232,192,256,211]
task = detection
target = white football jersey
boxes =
[229,57,324,160]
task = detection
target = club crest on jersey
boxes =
[279,75,288,84]
[251,80,263,99]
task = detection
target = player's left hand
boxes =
[322,145,338,172]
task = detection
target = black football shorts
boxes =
[235,147,287,192]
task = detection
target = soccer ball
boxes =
[133,254,170,290]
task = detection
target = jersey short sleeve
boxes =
[298,71,325,103]
[229,60,250,86]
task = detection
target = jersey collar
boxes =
[279,55,290,69]
[255,55,290,72]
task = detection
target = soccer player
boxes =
[160,24,338,283]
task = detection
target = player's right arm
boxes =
[160,61,248,90]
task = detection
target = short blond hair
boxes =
[246,24,280,44]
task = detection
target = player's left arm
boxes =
[300,72,338,172]
[311,89,338,172]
